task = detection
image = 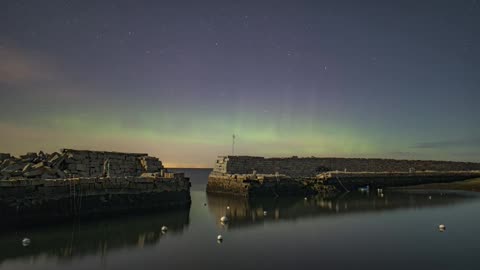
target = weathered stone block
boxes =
[24,168,44,177]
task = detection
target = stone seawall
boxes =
[0,149,191,224]
[1,149,165,180]
[0,176,191,224]
[207,173,334,197]
[320,171,480,191]
[208,155,480,196]
[213,156,480,176]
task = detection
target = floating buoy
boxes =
[217,235,223,242]
[263,211,267,216]
[439,224,446,231]
[161,226,168,232]
[220,216,229,223]
[226,206,230,210]
[358,186,370,192]
[22,238,31,247]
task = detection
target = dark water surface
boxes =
[1,169,480,270]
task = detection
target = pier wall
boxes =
[0,176,191,222]
[0,149,190,223]
[213,156,480,177]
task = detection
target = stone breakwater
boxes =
[0,149,164,180]
[207,173,334,197]
[0,149,191,223]
[213,156,480,176]
[207,156,480,196]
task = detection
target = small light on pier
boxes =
[438,224,446,232]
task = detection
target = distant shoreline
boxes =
[393,178,480,192]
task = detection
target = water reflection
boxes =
[0,208,190,264]
[207,190,476,229]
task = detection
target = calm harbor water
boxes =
[1,168,480,270]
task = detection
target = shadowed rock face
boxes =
[0,207,190,264]
[206,191,477,230]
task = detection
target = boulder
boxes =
[20,152,38,161]
[48,153,61,164]
[0,153,11,161]
[22,163,34,173]
[24,168,44,177]
[55,169,66,178]
[32,161,47,169]
[50,154,65,169]
[0,171,9,180]
[0,159,11,170]
[140,172,162,178]
[1,163,25,173]
[41,173,56,179]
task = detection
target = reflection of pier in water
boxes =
[0,208,190,264]
[207,191,477,229]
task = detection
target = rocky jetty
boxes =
[0,149,164,180]
[0,149,191,224]
[207,156,480,196]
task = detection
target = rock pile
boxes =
[1,151,66,180]
[0,149,166,180]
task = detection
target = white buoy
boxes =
[439,224,446,231]
[22,238,31,247]
[226,206,230,210]
[220,216,229,223]
[217,235,223,242]
[161,226,168,232]
[263,211,267,216]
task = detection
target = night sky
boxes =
[1,0,479,167]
